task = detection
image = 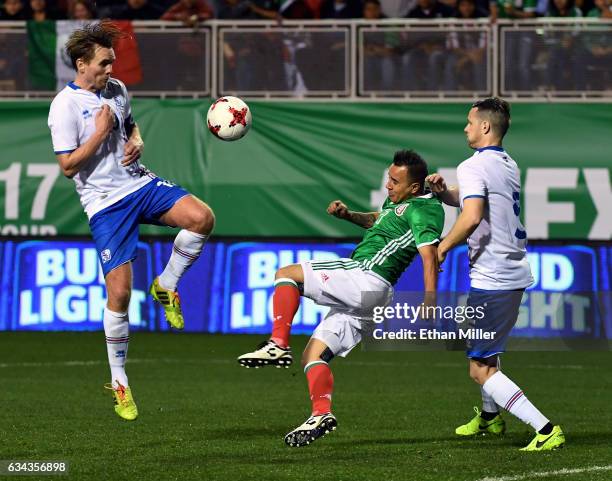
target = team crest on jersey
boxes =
[101,249,112,264]
[395,204,408,216]
[320,273,330,283]
[114,96,124,112]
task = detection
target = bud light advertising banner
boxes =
[0,239,610,340]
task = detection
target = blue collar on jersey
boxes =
[68,81,102,98]
[475,146,505,153]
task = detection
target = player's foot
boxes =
[149,277,184,330]
[284,413,337,447]
[455,406,506,436]
[520,425,565,451]
[237,340,293,368]
[104,381,138,421]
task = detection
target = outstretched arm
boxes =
[437,198,484,264]
[327,200,379,229]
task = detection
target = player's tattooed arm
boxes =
[425,173,460,207]
[56,104,114,178]
[327,200,378,229]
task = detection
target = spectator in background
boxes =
[490,0,536,19]
[111,0,164,19]
[443,0,487,91]
[544,0,582,89]
[28,0,63,20]
[404,0,451,90]
[249,0,280,18]
[320,0,363,18]
[280,0,317,18]
[407,0,453,16]
[587,0,612,16]
[362,0,401,91]
[0,0,28,19]
[548,0,581,14]
[493,0,536,91]
[70,0,97,19]
[161,0,213,24]
[216,0,253,18]
[215,0,279,19]
[380,0,415,16]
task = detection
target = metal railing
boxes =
[0,19,610,100]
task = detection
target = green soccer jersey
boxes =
[351,193,445,285]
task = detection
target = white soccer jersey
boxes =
[457,146,533,290]
[48,78,153,219]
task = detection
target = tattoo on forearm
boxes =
[347,211,376,229]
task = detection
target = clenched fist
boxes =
[327,200,349,219]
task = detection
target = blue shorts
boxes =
[465,288,525,359]
[89,178,189,276]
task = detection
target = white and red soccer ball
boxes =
[206,96,252,141]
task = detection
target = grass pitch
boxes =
[1,332,611,481]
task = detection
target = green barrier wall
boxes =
[0,100,610,239]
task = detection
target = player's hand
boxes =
[437,248,447,266]
[95,105,114,138]
[122,139,144,166]
[327,200,349,219]
[425,173,447,194]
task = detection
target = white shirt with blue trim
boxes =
[457,146,533,290]
[48,78,153,219]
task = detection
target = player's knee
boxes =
[300,348,334,369]
[191,204,215,235]
[274,265,301,283]
[469,363,491,385]
[275,266,293,281]
[106,284,131,312]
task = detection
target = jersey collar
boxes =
[475,146,505,153]
[67,81,102,98]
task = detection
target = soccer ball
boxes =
[206,96,252,141]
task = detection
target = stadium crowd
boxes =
[1,0,611,22]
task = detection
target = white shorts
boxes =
[301,258,393,357]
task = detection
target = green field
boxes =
[1,333,611,481]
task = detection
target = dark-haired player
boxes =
[427,97,565,451]
[238,150,444,446]
[47,21,215,421]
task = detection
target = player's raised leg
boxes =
[103,262,138,421]
[150,195,215,329]
[285,338,337,447]
[237,264,302,368]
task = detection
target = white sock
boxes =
[104,308,129,388]
[158,229,207,291]
[481,386,498,413]
[482,371,549,431]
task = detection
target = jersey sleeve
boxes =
[118,79,135,129]
[409,204,444,249]
[48,96,79,154]
[457,159,487,202]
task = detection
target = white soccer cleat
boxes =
[284,413,338,447]
[237,340,293,368]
